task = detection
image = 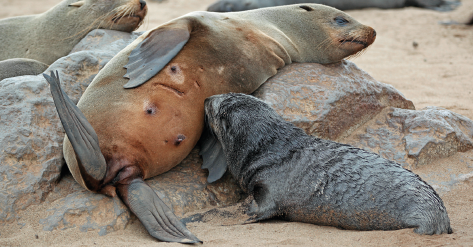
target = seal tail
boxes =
[44,71,106,191]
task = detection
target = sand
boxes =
[0,0,472,246]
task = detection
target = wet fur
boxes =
[204,93,452,235]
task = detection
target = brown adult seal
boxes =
[44,4,376,243]
[201,93,452,235]
[0,0,147,65]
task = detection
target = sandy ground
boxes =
[1,0,473,246]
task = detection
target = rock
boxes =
[0,29,140,223]
[343,106,473,169]
[0,75,64,223]
[253,61,415,141]
[253,61,473,169]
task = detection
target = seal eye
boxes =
[299,5,313,11]
[334,17,350,26]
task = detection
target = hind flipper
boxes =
[44,71,106,190]
[117,179,201,243]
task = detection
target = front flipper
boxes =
[117,179,201,243]
[198,126,227,183]
[44,71,106,191]
[123,19,192,89]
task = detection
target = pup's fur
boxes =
[202,93,452,235]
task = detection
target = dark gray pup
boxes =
[207,0,443,12]
[200,93,452,235]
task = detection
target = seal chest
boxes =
[201,93,452,235]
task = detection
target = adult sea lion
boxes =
[200,93,452,235]
[207,0,443,12]
[44,4,376,243]
[0,0,147,65]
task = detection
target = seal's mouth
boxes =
[339,38,369,48]
[112,14,143,23]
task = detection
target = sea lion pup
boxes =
[200,93,453,235]
[0,0,147,65]
[0,58,49,81]
[207,0,443,12]
[44,4,375,243]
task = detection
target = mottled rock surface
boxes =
[254,62,473,169]
[343,106,473,169]
[253,61,415,140]
[0,29,140,223]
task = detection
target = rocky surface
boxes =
[253,62,415,141]
[1,30,472,237]
[344,106,473,169]
[0,29,140,224]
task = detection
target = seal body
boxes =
[207,0,443,12]
[70,4,376,189]
[47,4,375,243]
[0,0,147,65]
[0,58,49,81]
[202,93,452,235]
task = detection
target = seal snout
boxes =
[139,0,146,10]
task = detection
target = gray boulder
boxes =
[0,29,140,223]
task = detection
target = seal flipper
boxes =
[117,179,201,243]
[44,71,106,191]
[198,126,227,183]
[123,19,191,89]
[245,183,279,223]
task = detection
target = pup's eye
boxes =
[299,5,313,11]
[334,16,349,25]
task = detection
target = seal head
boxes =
[0,0,148,64]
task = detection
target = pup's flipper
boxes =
[117,179,202,243]
[199,127,227,183]
[44,71,106,190]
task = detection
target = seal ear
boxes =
[199,126,228,183]
[123,19,192,89]
[68,0,85,7]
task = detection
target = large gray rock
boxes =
[343,106,473,169]
[0,29,140,223]
[254,62,473,169]
[253,62,415,141]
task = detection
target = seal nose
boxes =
[139,0,146,10]
[372,29,377,38]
